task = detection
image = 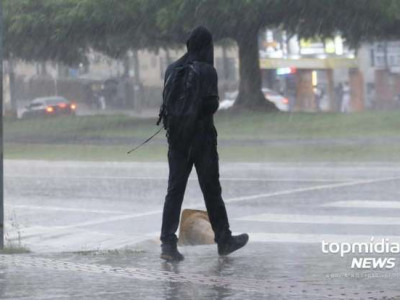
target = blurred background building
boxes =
[3,30,400,114]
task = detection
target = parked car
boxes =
[21,96,77,119]
[219,91,237,110]
[219,89,289,111]
[261,88,289,111]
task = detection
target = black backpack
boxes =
[157,62,203,148]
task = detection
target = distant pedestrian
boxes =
[341,82,351,113]
[157,26,248,262]
[335,83,343,111]
[314,85,324,112]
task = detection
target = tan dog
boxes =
[178,209,215,246]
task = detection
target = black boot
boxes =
[218,234,249,256]
[161,244,184,262]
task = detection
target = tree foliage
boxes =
[282,0,400,47]
[4,0,87,64]
[4,0,400,109]
[5,0,400,62]
[149,0,400,109]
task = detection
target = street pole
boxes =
[0,0,4,249]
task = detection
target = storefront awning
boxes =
[260,57,358,69]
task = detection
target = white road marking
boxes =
[9,176,400,238]
[7,204,126,215]
[13,228,400,252]
[6,172,399,252]
[237,213,400,225]
[224,176,400,204]
[248,232,400,244]
[324,200,400,209]
[5,225,157,252]
[219,163,400,171]
[6,160,400,169]
[5,160,400,254]
[5,174,346,182]
[5,210,164,240]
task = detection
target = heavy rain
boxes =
[1,0,400,299]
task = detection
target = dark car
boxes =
[21,96,77,119]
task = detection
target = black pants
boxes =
[160,136,231,245]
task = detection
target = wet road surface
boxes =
[2,160,400,299]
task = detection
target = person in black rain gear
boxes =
[158,26,248,262]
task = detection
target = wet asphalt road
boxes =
[2,160,400,299]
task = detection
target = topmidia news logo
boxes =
[322,237,400,269]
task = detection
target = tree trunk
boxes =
[132,50,141,84]
[222,44,229,80]
[132,50,143,112]
[8,58,17,114]
[165,48,171,65]
[234,31,277,111]
[40,61,47,76]
[122,54,131,78]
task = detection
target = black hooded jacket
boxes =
[163,26,219,139]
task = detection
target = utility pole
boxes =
[0,0,4,249]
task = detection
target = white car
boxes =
[261,88,289,111]
[219,91,237,110]
[219,89,289,111]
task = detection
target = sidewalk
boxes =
[1,242,399,299]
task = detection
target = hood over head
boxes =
[186,26,214,65]
[167,26,214,71]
